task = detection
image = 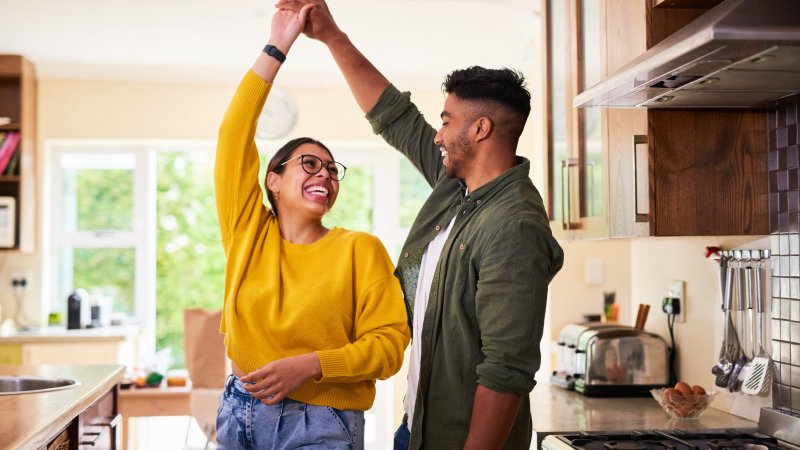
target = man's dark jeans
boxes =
[393,414,410,450]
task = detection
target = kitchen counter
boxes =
[0,364,124,449]
[0,325,141,343]
[531,383,758,445]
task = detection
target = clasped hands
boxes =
[240,352,322,405]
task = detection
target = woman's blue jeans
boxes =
[216,374,364,450]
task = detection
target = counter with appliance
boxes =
[531,382,757,447]
[0,325,142,366]
[0,364,124,449]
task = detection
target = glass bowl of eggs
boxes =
[650,382,717,419]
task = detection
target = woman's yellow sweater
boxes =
[214,70,410,411]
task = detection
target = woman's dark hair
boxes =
[265,137,333,215]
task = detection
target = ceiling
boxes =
[0,0,541,88]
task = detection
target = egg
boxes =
[691,385,706,395]
[663,387,682,400]
[675,381,693,396]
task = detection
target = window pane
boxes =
[324,166,373,231]
[156,151,226,369]
[60,153,135,232]
[399,159,432,229]
[62,247,135,316]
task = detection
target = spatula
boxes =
[742,251,772,395]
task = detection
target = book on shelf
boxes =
[3,147,20,176]
[0,132,20,175]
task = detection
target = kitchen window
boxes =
[44,140,429,364]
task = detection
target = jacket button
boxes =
[403,252,409,258]
[476,199,481,205]
[459,243,465,250]
[435,225,441,231]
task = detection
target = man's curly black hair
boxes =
[442,66,531,121]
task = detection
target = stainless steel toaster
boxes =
[552,322,670,396]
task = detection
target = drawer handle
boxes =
[80,414,121,446]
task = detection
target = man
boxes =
[278,1,564,448]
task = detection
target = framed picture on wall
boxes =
[0,197,16,248]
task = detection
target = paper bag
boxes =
[183,308,227,388]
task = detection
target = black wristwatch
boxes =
[263,44,287,64]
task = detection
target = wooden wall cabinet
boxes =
[0,54,37,252]
[604,0,768,237]
[547,0,769,239]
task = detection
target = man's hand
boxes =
[239,353,322,405]
[276,0,344,45]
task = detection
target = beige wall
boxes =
[549,235,772,421]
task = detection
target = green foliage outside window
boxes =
[155,151,226,368]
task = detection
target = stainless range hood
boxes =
[574,0,800,109]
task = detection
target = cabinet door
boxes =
[543,0,607,240]
[0,343,22,364]
[544,0,573,238]
[603,0,650,238]
[575,0,607,239]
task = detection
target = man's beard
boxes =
[444,135,473,179]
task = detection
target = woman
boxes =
[213,6,410,449]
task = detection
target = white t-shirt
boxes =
[404,214,457,432]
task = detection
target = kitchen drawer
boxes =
[78,388,120,450]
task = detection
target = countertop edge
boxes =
[10,365,125,449]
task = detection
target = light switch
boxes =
[584,258,603,285]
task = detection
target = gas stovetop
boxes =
[541,428,800,450]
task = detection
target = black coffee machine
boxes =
[67,291,86,329]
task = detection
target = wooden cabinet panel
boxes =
[649,110,768,235]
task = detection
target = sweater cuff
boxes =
[315,348,349,381]
[365,84,413,135]
[234,70,273,120]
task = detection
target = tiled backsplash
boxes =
[769,94,800,413]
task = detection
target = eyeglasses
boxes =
[279,154,347,181]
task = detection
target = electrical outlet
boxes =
[8,270,31,289]
[666,280,685,323]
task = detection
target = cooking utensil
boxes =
[728,251,749,392]
[742,251,772,395]
[634,303,650,331]
[713,253,739,388]
[734,253,756,392]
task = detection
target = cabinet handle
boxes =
[80,414,121,447]
[561,159,580,230]
[632,135,649,223]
